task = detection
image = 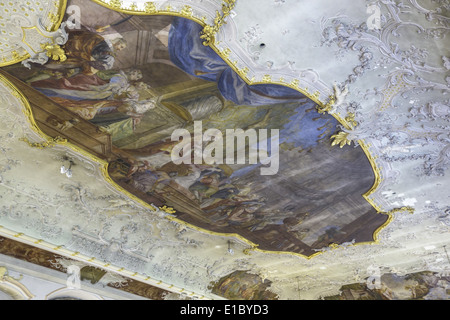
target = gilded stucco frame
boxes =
[0,0,414,264]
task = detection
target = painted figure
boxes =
[46,30,127,74]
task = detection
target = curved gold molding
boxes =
[90,0,208,23]
[45,287,104,300]
[19,136,68,149]
[1,74,160,214]
[0,0,403,260]
[0,0,68,67]
[0,266,35,300]
[0,75,209,297]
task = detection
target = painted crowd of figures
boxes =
[22,30,156,141]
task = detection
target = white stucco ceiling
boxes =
[0,0,449,300]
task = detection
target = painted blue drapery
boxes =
[168,17,338,151]
[168,17,306,106]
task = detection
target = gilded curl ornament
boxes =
[200,0,236,46]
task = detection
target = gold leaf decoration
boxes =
[108,0,122,9]
[345,113,358,128]
[221,48,231,58]
[331,131,352,148]
[238,66,249,78]
[200,0,236,46]
[19,136,67,149]
[41,43,67,62]
[317,95,336,114]
[387,206,415,215]
[159,205,176,214]
[47,12,60,30]
[261,74,272,83]
[180,5,193,17]
[290,79,300,88]
[144,2,157,13]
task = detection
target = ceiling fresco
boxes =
[2,0,388,257]
[0,0,449,301]
[323,270,450,300]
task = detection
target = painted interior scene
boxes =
[208,270,279,300]
[323,271,450,300]
[2,0,389,256]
